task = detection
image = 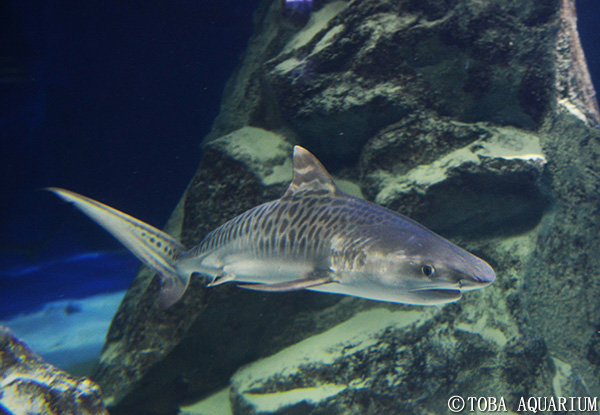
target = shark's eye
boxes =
[421,265,435,277]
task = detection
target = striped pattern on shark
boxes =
[49,146,495,308]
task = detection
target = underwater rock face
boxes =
[360,112,549,235]
[230,308,594,415]
[0,327,107,415]
[210,0,598,167]
[92,0,600,414]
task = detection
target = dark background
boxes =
[1,0,260,242]
[0,0,598,314]
[0,0,260,314]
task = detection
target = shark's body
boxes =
[50,146,495,308]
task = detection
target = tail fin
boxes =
[48,188,190,308]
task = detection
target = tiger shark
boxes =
[49,146,495,308]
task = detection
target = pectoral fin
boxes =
[207,272,236,287]
[237,271,338,292]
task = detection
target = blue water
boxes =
[0,250,138,319]
[1,0,259,322]
[0,2,260,373]
[577,0,600,90]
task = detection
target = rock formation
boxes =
[0,327,108,415]
[90,0,600,414]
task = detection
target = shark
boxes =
[49,146,495,308]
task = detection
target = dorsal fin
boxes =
[284,146,341,197]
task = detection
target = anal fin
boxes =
[237,271,338,292]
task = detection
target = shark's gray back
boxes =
[185,145,440,269]
[192,190,344,264]
[191,187,431,269]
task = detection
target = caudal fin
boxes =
[48,188,190,308]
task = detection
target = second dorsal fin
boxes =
[283,146,341,197]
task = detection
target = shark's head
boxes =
[360,225,495,305]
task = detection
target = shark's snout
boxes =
[458,258,495,291]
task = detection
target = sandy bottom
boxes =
[0,291,125,375]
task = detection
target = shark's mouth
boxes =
[459,279,494,291]
[409,288,462,305]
